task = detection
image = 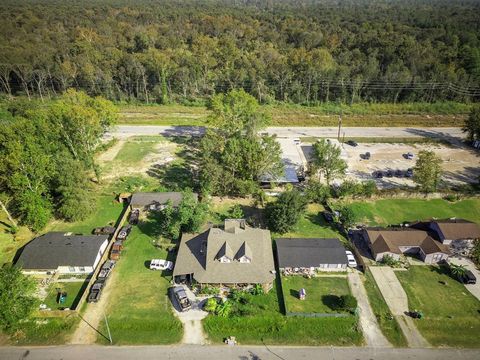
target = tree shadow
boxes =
[321,294,340,310]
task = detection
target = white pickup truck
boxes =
[150,259,174,271]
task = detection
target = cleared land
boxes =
[281,276,351,314]
[396,266,480,347]
[117,102,469,127]
[97,222,183,345]
[344,198,480,227]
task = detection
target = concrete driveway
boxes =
[449,257,480,301]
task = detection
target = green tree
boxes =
[265,189,307,234]
[450,264,467,280]
[463,105,480,141]
[0,265,37,332]
[304,179,331,203]
[203,297,218,313]
[310,140,347,185]
[338,206,357,229]
[413,150,443,193]
[471,239,480,267]
[339,294,358,312]
[228,204,244,219]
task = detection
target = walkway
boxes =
[347,271,391,348]
[369,267,429,348]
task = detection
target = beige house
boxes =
[363,228,450,264]
[173,219,276,292]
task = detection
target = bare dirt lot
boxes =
[302,141,480,188]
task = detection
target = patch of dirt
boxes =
[97,140,125,163]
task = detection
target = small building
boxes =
[427,219,480,246]
[275,238,349,273]
[363,228,450,264]
[16,232,109,275]
[173,219,276,292]
[130,192,197,212]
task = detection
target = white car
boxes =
[150,259,174,271]
[345,251,357,268]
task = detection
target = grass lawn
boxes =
[281,276,350,314]
[8,316,80,345]
[203,276,362,346]
[396,266,480,347]
[363,269,407,347]
[97,219,182,345]
[117,102,468,127]
[280,204,346,241]
[345,198,480,226]
[43,281,89,311]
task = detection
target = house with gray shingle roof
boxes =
[173,219,276,292]
[16,232,109,275]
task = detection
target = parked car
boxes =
[405,168,414,178]
[98,260,116,280]
[92,226,116,235]
[128,209,140,225]
[404,152,414,160]
[321,211,335,223]
[150,259,174,271]
[373,170,383,179]
[345,251,357,268]
[171,286,191,311]
[87,280,105,303]
[346,140,358,147]
[461,270,477,284]
[117,225,132,240]
[385,169,394,178]
[110,249,121,260]
[394,169,404,178]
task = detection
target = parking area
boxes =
[301,141,480,188]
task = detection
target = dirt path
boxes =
[347,271,392,348]
[69,270,118,344]
[97,140,125,162]
[173,286,208,345]
[369,267,429,348]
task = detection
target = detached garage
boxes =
[16,232,109,275]
[275,238,348,274]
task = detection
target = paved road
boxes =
[347,271,391,348]
[109,125,464,140]
[1,345,480,360]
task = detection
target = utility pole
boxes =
[104,311,112,344]
[337,112,342,141]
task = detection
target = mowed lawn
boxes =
[203,277,363,346]
[396,266,480,347]
[346,198,480,226]
[281,276,350,314]
[363,270,407,347]
[98,220,182,345]
[43,281,89,310]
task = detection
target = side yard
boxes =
[396,266,480,347]
[97,220,182,345]
[363,269,408,347]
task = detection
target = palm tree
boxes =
[450,264,467,280]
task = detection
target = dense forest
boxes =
[1,0,480,104]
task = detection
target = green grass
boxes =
[117,102,469,127]
[43,281,89,310]
[281,276,350,314]
[345,198,480,226]
[9,315,79,345]
[363,269,407,347]
[97,220,182,345]
[280,204,346,240]
[396,266,480,348]
[113,136,163,164]
[203,277,362,346]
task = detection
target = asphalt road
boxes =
[1,345,480,360]
[109,125,464,140]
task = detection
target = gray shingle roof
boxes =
[130,192,197,208]
[16,232,108,270]
[173,221,275,284]
[275,238,348,268]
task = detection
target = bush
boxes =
[339,295,358,312]
[228,204,244,219]
[198,286,219,296]
[337,206,357,229]
[304,180,331,204]
[335,180,377,198]
[380,254,401,267]
[265,189,307,234]
[250,284,264,296]
[204,297,218,313]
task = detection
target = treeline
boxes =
[0,0,479,104]
[0,90,117,231]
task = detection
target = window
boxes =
[68,266,75,273]
[78,266,86,272]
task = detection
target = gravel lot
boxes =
[302,141,480,188]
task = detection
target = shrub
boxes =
[381,254,400,267]
[250,284,264,296]
[304,180,331,203]
[204,297,218,313]
[339,295,358,312]
[227,204,244,219]
[265,189,307,234]
[198,286,219,296]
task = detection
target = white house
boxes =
[16,232,109,275]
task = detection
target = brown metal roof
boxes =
[433,220,480,241]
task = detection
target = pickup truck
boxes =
[87,280,105,303]
[98,260,116,280]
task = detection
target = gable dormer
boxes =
[215,241,233,263]
[235,241,252,263]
